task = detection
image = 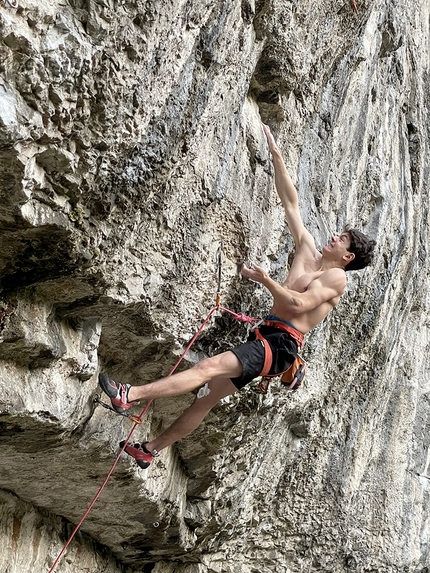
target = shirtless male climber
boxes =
[99,124,376,469]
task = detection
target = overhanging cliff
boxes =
[0,0,429,572]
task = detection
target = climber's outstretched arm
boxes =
[262,124,315,251]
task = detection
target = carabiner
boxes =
[128,414,143,425]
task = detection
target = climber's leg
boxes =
[99,351,242,413]
[145,376,238,453]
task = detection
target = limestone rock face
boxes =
[0,0,429,572]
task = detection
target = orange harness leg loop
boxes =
[254,328,273,377]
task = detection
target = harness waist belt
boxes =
[253,320,305,378]
[262,320,304,349]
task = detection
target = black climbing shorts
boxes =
[230,326,298,390]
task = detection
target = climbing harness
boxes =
[47,245,307,572]
[255,318,304,375]
[254,318,306,394]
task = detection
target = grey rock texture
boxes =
[0,0,429,572]
[0,490,127,572]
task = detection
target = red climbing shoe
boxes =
[99,373,135,415]
[120,441,154,469]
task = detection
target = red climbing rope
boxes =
[48,302,249,572]
[47,424,140,573]
[48,243,261,572]
[218,305,259,326]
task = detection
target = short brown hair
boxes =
[344,227,376,271]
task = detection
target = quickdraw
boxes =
[94,396,143,424]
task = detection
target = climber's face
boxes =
[322,232,355,266]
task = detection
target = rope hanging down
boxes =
[48,307,222,573]
[48,245,258,572]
